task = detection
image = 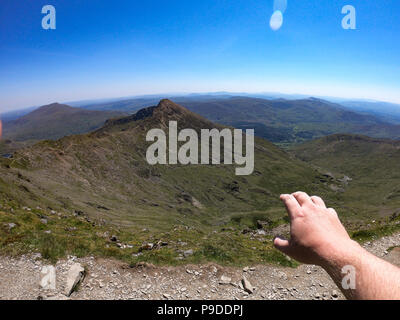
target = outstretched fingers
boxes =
[292,191,313,207]
[280,194,301,219]
[327,208,338,218]
[311,195,326,208]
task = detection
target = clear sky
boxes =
[0,0,399,112]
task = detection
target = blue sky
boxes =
[0,0,399,111]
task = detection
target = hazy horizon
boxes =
[2,90,400,114]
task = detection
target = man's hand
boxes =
[274,192,357,266]
[274,191,400,299]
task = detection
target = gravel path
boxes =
[1,233,399,300]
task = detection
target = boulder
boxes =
[64,263,85,296]
[242,276,254,294]
[183,249,194,257]
[40,266,56,290]
[219,275,231,285]
[7,223,16,230]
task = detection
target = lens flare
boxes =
[270,10,283,31]
[269,0,286,31]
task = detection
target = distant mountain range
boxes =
[339,100,400,124]
[4,92,400,117]
[3,95,400,153]
[0,103,125,154]
[176,97,400,145]
[3,96,400,154]
[73,95,400,145]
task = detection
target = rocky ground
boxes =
[0,233,399,300]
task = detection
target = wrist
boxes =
[318,239,363,271]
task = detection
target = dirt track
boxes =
[0,233,399,300]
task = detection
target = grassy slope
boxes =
[1,102,398,265]
[0,99,338,266]
[292,134,400,220]
[0,100,336,228]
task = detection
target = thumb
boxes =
[273,237,292,255]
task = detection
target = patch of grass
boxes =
[229,211,287,231]
[37,233,67,264]
[197,244,234,264]
[351,222,400,242]
[261,249,298,268]
[388,246,399,252]
[0,202,296,267]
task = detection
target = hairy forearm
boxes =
[322,240,400,300]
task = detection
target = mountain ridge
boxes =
[4,97,400,150]
[0,99,336,230]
